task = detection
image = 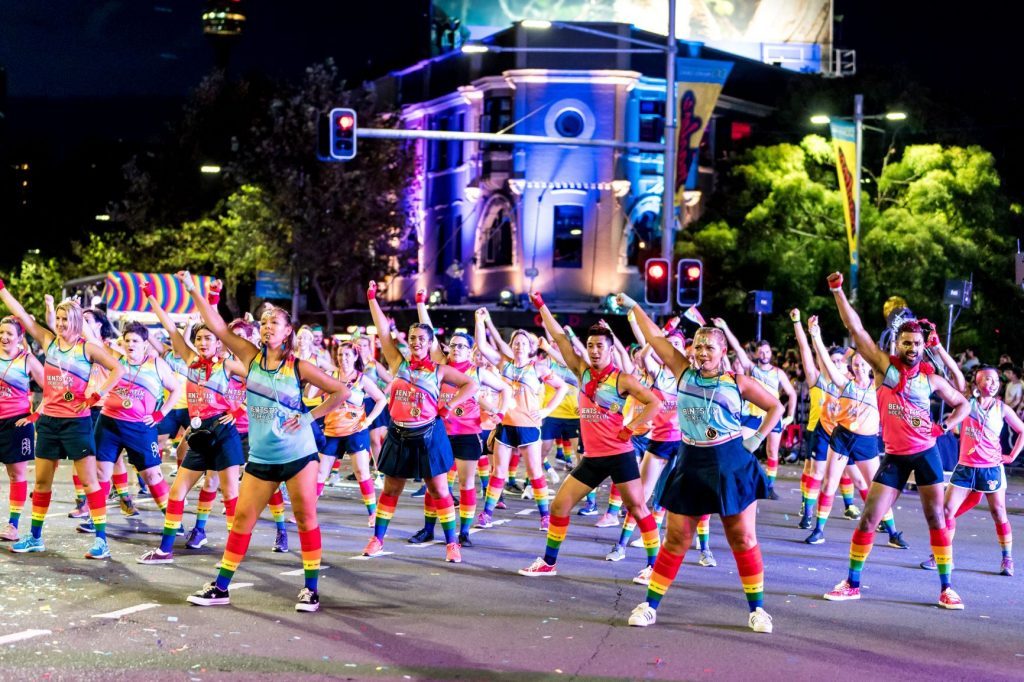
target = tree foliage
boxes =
[685,137,1021,357]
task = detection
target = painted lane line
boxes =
[92,603,161,619]
[349,552,394,560]
[0,629,52,645]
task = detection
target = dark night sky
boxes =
[0,1,1017,262]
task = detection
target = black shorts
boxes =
[0,415,34,464]
[378,420,454,479]
[94,415,162,470]
[312,418,327,453]
[323,430,370,457]
[494,424,541,448]
[246,453,319,483]
[570,452,641,489]
[35,414,96,461]
[157,407,190,437]
[810,423,832,462]
[541,417,580,441]
[873,447,945,490]
[830,425,880,463]
[449,433,483,462]
[645,439,681,460]
[180,417,246,472]
[481,429,493,456]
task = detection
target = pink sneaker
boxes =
[823,579,861,601]
[518,557,557,577]
[362,536,385,557]
[595,513,619,528]
[938,587,964,610]
[539,515,550,531]
[0,523,19,542]
[445,542,462,563]
[476,512,493,529]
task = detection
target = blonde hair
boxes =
[56,299,84,338]
[693,326,726,349]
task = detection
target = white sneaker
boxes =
[521,487,533,500]
[748,607,773,633]
[698,549,717,567]
[627,601,657,627]
[546,468,560,485]
[632,565,654,586]
[629,536,646,549]
[374,474,385,490]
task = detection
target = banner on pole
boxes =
[829,120,859,265]
[103,272,213,315]
[674,58,732,202]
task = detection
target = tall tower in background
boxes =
[202,0,247,70]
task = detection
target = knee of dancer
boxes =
[725,532,758,553]
[923,507,947,529]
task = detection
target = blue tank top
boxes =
[676,369,743,445]
[245,352,317,465]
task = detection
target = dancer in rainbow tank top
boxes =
[0,315,44,543]
[1,280,125,560]
[178,273,349,613]
[517,292,664,583]
[822,272,971,609]
[360,281,478,565]
[620,295,783,634]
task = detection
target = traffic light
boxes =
[677,258,703,307]
[327,107,357,161]
[644,258,671,306]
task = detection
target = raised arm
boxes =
[44,294,57,334]
[808,315,850,389]
[614,293,688,379]
[919,319,965,393]
[415,289,447,365]
[366,281,403,373]
[0,280,55,348]
[532,292,583,377]
[144,283,198,365]
[177,274,259,367]
[474,308,502,366]
[790,309,820,387]
[827,272,888,372]
[712,318,751,373]
[484,314,514,359]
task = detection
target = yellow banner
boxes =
[674,59,732,207]
[830,121,858,264]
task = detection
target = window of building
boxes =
[429,111,464,172]
[480,96,513,152]
[478,195,514,269]
[435,210,463,275]
[552,205,584,269]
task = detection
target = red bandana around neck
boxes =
[409,356,435,373]
[190,356,215,382]
[584,363,617,402]
[889,354,934,393]
[448,360,473,373]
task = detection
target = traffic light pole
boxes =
[660,0,678,317]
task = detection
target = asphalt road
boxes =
[0,462,1022,681]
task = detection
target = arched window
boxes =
[476,194,515,269]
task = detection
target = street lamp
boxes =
[811,94,906,304]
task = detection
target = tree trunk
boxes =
[311,274,340,334]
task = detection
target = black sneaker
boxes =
[766,487,780,501]
[805,529,825,545]
[345,473,357,481]
[408,527,435,544]
[186,582,230,606]
[458,532,473,548]
[887,531,909,549]
[295,587,320,612]
[505,480,524,494]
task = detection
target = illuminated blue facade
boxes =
[381,23,795,307]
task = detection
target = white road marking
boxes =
[349,552,394,560]
[0,629,52,645]
[92,603,160,619]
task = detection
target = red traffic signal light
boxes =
[326,107,357,161]
[644,258,671,306]
[677,258,703,307]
